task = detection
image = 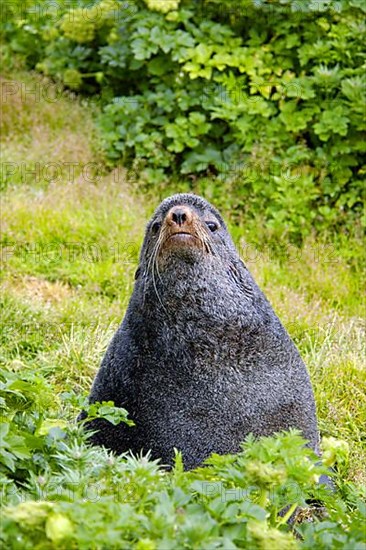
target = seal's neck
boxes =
[136,257,265,328]
[128,257,281,371]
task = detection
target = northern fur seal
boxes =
[82,193,320,469]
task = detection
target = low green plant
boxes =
[1,363,365,549]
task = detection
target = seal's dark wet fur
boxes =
[82,194,320,469]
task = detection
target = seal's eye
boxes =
[206,221,219,232]
[151,221,161,235]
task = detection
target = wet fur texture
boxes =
[81,194,320,469]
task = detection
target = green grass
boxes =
[1,69,365,491]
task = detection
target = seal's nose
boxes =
[166,205,193,227]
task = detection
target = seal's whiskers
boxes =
[142,234,161,306]
[151,230,169,315]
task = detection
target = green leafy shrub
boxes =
[0,368,131,479]
[2,0,364,240]
[1,367,365,549]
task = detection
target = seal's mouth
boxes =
[167,231,196,242]
[163,231,199,252]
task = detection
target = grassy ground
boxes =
[1,70,365,485]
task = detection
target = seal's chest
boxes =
[151,320,245,370]
[135,363,275,464]
[137,360,256,417]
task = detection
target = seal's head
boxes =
[138,194,237,274]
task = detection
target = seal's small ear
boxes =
[227,262,241,285]
[227,261,253,297]
[135,266,141,280]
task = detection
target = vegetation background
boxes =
[0,0,365,548]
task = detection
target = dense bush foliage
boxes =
[2,0,365,239]
[1,366,365,549]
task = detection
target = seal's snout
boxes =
[166,205,193,228]
[154,198,215,261]
[160,203,203,253]
[164,204,197,245]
